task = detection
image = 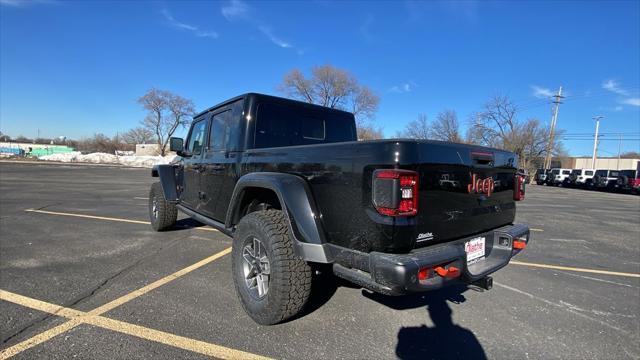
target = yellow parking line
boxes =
[25,209,219,233]
[0,319,84,359]
[85,315,269,360]
[530,228,543,232]
[510,261,640,278]
[25,209,150,225]
[88,247,231,315]
[0,247,231,358]
[0,290,270,360]
[0,290,84,318]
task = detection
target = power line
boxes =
[559,138,640,141]
[514,85,640,112]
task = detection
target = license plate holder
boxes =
[465,236,486,265]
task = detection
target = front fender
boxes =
[152,165,179,202]
[226,172,332,263]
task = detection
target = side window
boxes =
[585,171,594,176]
[210,110,230,150]
[302,118,325,140]
[187,119,207,155]
[208,99,243,151]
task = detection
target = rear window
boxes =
[254,102,356,148]
[585,170,594,176]
[595,170,607,176]
[571,169,582,175]
[562,170,571,175]
[551,169,559,175]
[620,170,636,177]
[609,171,620,177]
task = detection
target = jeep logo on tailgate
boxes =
[468,174,495,196]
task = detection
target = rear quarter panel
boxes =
[242,140,518,253]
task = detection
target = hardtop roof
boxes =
[193,93,355,119]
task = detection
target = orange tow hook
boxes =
[434,266,460,279]
[513,240,527,250]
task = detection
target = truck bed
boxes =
[241,139,518,253]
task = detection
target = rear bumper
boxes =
[331,224,530,295]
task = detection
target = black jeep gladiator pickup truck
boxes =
[149,93,530,325]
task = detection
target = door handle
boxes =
[210,164,225,171]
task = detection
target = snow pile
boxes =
[119,155,177,168]
[39,152,177,168]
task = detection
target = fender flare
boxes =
[152,165,179,202]
[226,172,333,263]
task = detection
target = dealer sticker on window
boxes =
[465,237,486,265]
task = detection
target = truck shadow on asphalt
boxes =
[363,285,487,360]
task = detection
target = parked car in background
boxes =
[593,169,620,190]
[567,169,595,187]
[546,169,559,185]
[615,169,639,193]
[534,168,550,185]
[549,168,572,186]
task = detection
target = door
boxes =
[180,118,208,210]
[200,100,244,221]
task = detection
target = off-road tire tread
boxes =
[149,182,177,231]
[233,209,312,324]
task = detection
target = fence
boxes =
[0,143,76,157]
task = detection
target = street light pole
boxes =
[617,134,622,170]
[591,116,603,168]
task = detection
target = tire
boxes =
[232,209,312,325]
[148,182,177,231]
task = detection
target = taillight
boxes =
[372,169,419,216]
[514,174,525,201]
[512,233,529,256]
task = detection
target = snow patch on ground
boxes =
[39,152,177,168]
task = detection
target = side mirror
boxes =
[169,137,184,152]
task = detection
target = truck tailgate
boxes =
[411,143,517,247]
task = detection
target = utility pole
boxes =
[543,87,564,169]
[617,134,622,170]
[591,116,603,169]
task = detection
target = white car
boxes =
[549,168,572,185]
[569,169,595,186]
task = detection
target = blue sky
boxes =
[1,0,639,156]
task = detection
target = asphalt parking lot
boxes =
[1,162,639,359]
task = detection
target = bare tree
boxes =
[75,133,132,154]
[620,151,640,159]
[432,110,462,143]
[358,124,384,140]
[122,127,155,145]
[467,95,564,175]
[399,114,430,139]
[278,65,380,129]
[14,135,31,143]
[139,88,194,156]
